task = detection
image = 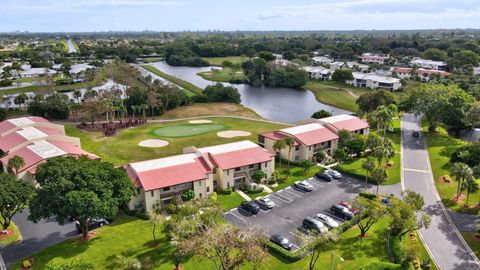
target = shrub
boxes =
[247,187,264,194]
[389,235,404,264]
[238,183,249,192]
[135,212,149,220]
[218,188,232,195]
[359,192,377,200]
[181,189,195,202]
[264,240,306,262]
[22,260,32,269]
[210,191,217,202]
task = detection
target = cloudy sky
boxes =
[1,0,480,32]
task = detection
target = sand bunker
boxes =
[189,119,213,124]
[138,139,169,148]
[217,130,252,138]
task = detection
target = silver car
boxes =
[325,169,342,179]
[315,213,339,229]
[255,196,275,209]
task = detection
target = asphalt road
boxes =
[224,175,370,248]
[401,114,480,270]
[1,209,77,268]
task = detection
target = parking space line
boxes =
[308,181,324,188]
[285,187,303,197]
[324,212,346,222]
[289,231,307,241]
[291,243,300,250]
[225,211,246,222]
[270,193,293,203]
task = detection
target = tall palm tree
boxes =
[371,168,388,195]
[372,137,395,168]
[7,155,25,177]
[462,177,479,206]
[273,139,286,168]
[451,162,474,199]
[362,156,376,189]
[375,104,397,136]
[283,137,295,168]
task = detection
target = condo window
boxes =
[163,187,170,191]
[264,162,267,167]
[227,170,229,175]
[151,190,154,197]
[249,164,254,169]
[235,167,241,172]
[199,193,202,198]
[199,181,202,186]
[295,146,299,151]
[207,186,210,192]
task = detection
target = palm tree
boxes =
[362,156,376,189]
[7,155,25,177]
[451,162,474,200]
[375,104,397,136]
[372,137,395,168]
[462,178,479,206]
[283,137,295,168]
[73,89,82,104]
[273,140,286,168]
[371,168,388,195]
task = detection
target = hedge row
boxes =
[389,234,404,264]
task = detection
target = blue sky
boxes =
[1,0,480,32]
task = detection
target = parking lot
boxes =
[224,174,371,249]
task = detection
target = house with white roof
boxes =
[0,117,97,183]
[19,67,57,78]
[312,56,334,65]
[347,72,401,91]
[70,63,95,75]
[410,58,447,71]
[473,67,480,76]
[392,67,450,81]
[361,53,390,65]
[303,66,332,81]
[126,140,275,211]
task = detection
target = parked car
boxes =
[240,201,260,214]
[315,213,340,229]
[255,196,275,209]
[315,172,333,182]
[270,234,294,250]
[339,201,359,215]
[75,218,109,234]
[325,169,342,179]
[412,131,419,137]
[293,181,313,192]
[330,204,354,220]
[302,216,328,234]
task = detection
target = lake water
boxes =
[149,62,351,123]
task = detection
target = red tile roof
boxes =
[0,116,49,135]
[0,126,65,152]
[320,115,369,132]
[208,147,274,170]
[282,129,338,146]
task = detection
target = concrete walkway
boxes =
[236,190,251,201]
[259,184,273,193]
[401,114,480,270]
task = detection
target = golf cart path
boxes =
[401,114,480,270]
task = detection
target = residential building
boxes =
[0,117,97,183]
[260,123,339,162]
[347,72,401,91]
[70,63,95,75]
[392,67,450,81]
[316,114,370,135]
[126,140,275,211]
[273,59,297,67]
[360,53,390,64]
[409,58,447,71]
[19,67,57,78]
[303,66,331,81]
[473,67,480,76]
[346,61,369,72]
[312,56,334,65]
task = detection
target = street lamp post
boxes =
[330,251,344,270]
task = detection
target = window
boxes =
[163,187,170,191]
[137,188,141,194]
[213,168,217,174]
[227,170,230,175]
[295,156,299,161]
[309,146,311,151]
[249,164,254,169]
[213,180,218,186]
[151,190,154,197]
[199,181,202,186]
[199,193,202,198]
[227,182,230,188]
[207,186,210,192]
[295,146,300,151]
[235,167,241,172]
[264,162,268,168]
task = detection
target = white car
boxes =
[315,213,339,229]
[293,180,313,192]
[325,169,342,179]
[255,196,275,209]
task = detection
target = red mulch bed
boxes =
[450,194,466,205]
[75,231,97,242]
[439,175,452,184]
[0,229,14,239]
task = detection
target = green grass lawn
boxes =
[0,222,21,247]
[337,119,401,186]
[153,124,226,137]
[14,213,414,269]
[202,56,246,66]
[197,70,246,83]
[273,163,323,191]
[65,117,287,165]
[142,57,164,63]
[461,232,480,258]
[141,65,201,96]
[422,123,480,215]
[304,81,364,112]
[216,192,246,211]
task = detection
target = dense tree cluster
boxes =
[28,93,70,120]
[241,59,308,88]
[202,83,241,103]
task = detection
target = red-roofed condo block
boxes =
[126,140,275,211]
[260,114,369,163]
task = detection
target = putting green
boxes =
[153,124,226,138]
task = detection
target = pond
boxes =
[148,62,351,123]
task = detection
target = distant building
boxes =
[19,67,57,78]
[346,61,370,72]
[360,53,390,65]
[392,67,450,81]
[303,66,331,81]
[70,63,95,75]
[409,58,447,71]
[273,59,297,67]
[473,67,480,76]
[347,72,401,91]
[312,56,334,65]
[273,53,283,60]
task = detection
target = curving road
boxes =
[401,114,480,270]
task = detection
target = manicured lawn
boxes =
[142,57,164,63]
[273,163,323,191]
[14,212,411,269]
[65,117,287,165]
[197,69,246,82]
[217,192,245,211]
[157,103,262,120]
[153,124,226,137]
[202,56,246,66]
[304,81,363,112]
[141,65,201,96]
[402,231,438,270]
[337,119,401,186]
[0,221,21,247]
[422,124,480,215]
[461,232,480,258]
